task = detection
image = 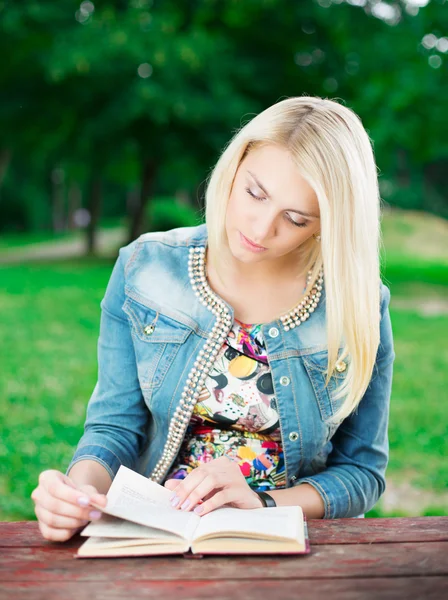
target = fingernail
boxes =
[89,510,102,520]
[181,499,190,510]
[77,496,90,507]
[171,496,180,508]
[169,494,176,502]
[194,505,204,514]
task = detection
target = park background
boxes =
[0,0,447,520]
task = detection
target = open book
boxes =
[77,465,310,557]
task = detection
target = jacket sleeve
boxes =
[65,241,150,481]
[294,283,395,518]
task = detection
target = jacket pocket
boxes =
[122,296,192,390]
[302,350,348,440]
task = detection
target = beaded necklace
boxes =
[148,246,324,483]
[191,246,324,332]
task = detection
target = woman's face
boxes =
[225,143,321,266]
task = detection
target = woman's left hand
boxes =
[164,456,263,515]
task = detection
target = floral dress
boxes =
[166,318,286,491]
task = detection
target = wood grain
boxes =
[2,517,448,547]
[2,518,447,600]
[0,578,447,600]
[1,542,447,580]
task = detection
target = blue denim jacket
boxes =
[66,224,395,519]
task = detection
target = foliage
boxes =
[0,0,447,242]
[147,197,204,232]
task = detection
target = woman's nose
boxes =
[252,218,276,243]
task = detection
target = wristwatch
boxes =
[256,491,277,507]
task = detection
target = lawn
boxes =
[0,209,447,520]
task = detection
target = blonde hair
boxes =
[204,96,382,423]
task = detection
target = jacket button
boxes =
[289,431,299,442]
[268,327,279,338]
[335,360,347,373]
[280,376,290,386]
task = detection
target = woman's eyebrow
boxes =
[246,170,320,219]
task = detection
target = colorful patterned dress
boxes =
[166,319,286,491]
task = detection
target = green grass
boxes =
[1,210,447,520]
[0,230,78,251]
[0,259,113,519]
[387,310,447,490]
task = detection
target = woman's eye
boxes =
[245,187,307,228]
[286,214,308,228]
[245,187,263,201]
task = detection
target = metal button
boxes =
[280,376,290,386]
[290,475,297,482]
[268,327,279,338]
[144,325,155,335]
[335,360,347,373]
[289,431,299,442]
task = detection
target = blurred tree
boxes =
[0,0,446,247]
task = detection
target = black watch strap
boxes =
[256,491,277,508]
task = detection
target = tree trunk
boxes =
[128,158,156,243]
[0,149,11,190]
[423,159,448,217]
[86,177,102,255]
[51,167,66,233]
[67,181,82,230]
[396,148,410,187]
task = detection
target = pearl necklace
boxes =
[149,246,232,483]
[191,245,324,332]
[148,245,323,483]
[280,267,324,331]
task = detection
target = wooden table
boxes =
[1,517,447,599]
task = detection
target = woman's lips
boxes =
[239,232,267,252]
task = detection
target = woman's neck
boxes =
[206,247,305,288]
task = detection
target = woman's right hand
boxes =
[31,469,108,542]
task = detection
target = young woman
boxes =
[32,96,395,542]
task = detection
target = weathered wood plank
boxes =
[0,522,80,548]
[2,517,448,548]
[1,542,447,581]
[0,577,447,600]
[309,517,448,544]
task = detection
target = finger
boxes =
[63,478,107,506]
[36,487,99,522]
[35,505,90,530]
[178,473,224,512]
[38,521,80,543]
[170,469,208,510]
[164,479,180,492]
[194,489,230,516]
[43,476,99,510]
[78,484,108,507]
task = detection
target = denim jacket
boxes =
[66,224,395,519]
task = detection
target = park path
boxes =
[0,228,126,264]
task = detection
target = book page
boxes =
[81,513,179,541]
[193,506,304,544]
[105,465,173,509]
[77,536,190,557]
[88,465,199,542]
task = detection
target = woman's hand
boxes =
[31,469,107,542]
[164,456,263,515]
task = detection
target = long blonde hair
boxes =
[204,96,382,423]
